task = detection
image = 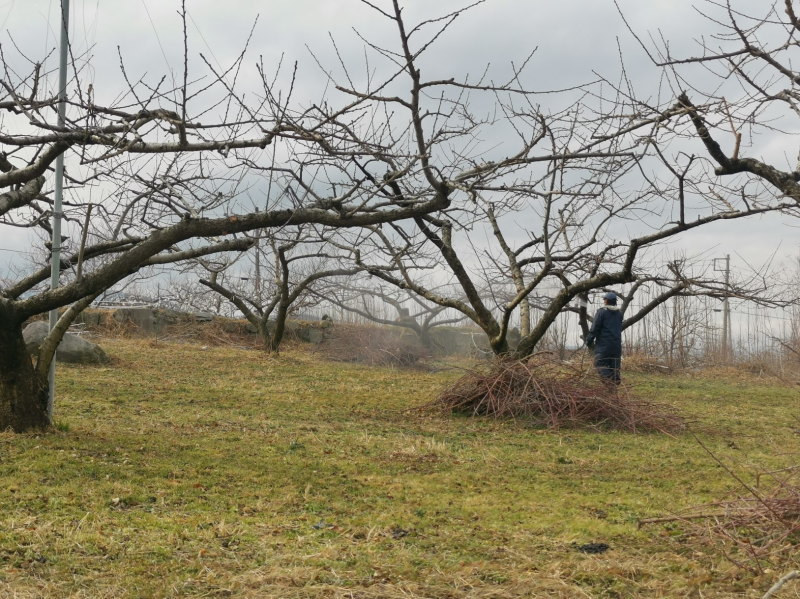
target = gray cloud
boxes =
[1,0,796,266]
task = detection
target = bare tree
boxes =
[588,0,800,363]
[344,0,800,359]
[198,227,362,352]
[318,280,467,351]
[616,0,800,225]
[2,1,516,431]
[354,145,788,359]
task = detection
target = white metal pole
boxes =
[723,254,731,360]
[47,0,71,421]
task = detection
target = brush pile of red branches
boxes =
[642,464,800,573]
[430,354,685,433]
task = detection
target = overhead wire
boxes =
[80,0,100,90]
[43,0,53,58]
[186,10,223,72]
[0,0,15,34]
[139,0,177,101]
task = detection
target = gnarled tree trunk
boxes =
[0,303,48,431]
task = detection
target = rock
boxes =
[287,321,327,345]
[573,542,610,554]
[23,321,110,364]
[113,307,161,333]
[187,311,214,323]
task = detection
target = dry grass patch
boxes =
[623,352,674,375]
[1,338,799,598]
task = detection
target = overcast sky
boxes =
[1,0,797,281]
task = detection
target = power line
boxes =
[0,0,15,33]
[186,11,223,72]
[139,0,177,100]
[44,0,54,59]
[79,0,101,90]
[728,308,797,323]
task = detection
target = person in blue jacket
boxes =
[585,291,623,384]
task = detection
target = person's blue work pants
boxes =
[595,352,621,384]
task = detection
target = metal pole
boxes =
[254,238,261,304]
[723,254,731,360]
[714,255,732,363]
[47,0,71,421]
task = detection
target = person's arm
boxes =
[585,309,604,348]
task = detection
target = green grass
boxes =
[1,338,798,598]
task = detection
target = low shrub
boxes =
[318,324,429,368]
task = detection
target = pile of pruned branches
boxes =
[641,461,800,575]
[431,355,686,433]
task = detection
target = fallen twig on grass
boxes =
[762,570,799,599]
[641,442,800,574]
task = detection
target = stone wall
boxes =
[74,307,485,356]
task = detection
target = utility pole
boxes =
[48,0,71,420]
[713,254,731,361]
[254,238,262,304]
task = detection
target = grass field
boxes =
[1,338,798,598]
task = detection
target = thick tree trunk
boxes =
[519,298,531,338]
[418,327,433,351]
[490,336,510,356]
[0,304,49,431]
[257,317,284,354]
[265,317,285,353]
[265,297,292,354]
